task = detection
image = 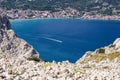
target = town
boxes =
[0,7,80,19]
[0,7,120,20]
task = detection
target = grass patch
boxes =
[74,69,86,74]
[27,56,41,62]
[86,52,120,63]
[83,65,92,69]
[107,52,120,60]
[41,62,51,69]
[79,61,86,64]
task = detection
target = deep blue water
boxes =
[11,19,120,63]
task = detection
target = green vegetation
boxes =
[0,0,120,15]
[74,69,86,74]
[97,48,105,53]
[41,62,51,69]
[79,61,86,64]
[83,65,92,69]
[86,52,120,63]
[27,56,41,62]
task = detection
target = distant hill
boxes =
[0,0,120,15]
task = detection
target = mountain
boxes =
[0,15,39,59]
[0,15,120,79]
[0,0,120,15]
[77,38,120,63]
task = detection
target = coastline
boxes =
[11,18,120,63]
[10,17,120,22]
[2,15,120,79]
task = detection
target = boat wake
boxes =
[42,37,63,43]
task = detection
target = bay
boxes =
[11,19,120,63]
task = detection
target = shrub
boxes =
[109,44,116,48]
[41,63,51,69]
[86,52,120,63]
[102,66,110,69]
[97,48,105,53]
[27,56,40,62]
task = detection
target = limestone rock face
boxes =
[113,38,120,51]
[93,38,120,54]
[77,38,120,63]
[103,38,120,54]
[0,15,39,59]
[0,15,120,80]
[76,38,120,80]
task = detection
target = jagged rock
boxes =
[77,38,120,66]
[113,38,120,51]
[76,51,93,63]
[0,15,120,80]
[0,15,39,59]
[82,51,93,58]
[82,38,120,57]
[0,15,11,30]
[7,69,12,74]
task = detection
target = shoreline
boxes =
[10,17,120,22]
[11,17,120,63]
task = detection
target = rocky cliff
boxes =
[0,15,39,59]
[75,38,120,80]
[77,38,120,60]
[0,15,120,80]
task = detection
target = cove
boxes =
[11,19,120,63]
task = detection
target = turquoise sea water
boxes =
[11,19,120,63]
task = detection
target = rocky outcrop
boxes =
[0,15,11,30]
[94,38,120,54]
[113,38,120,51]
[75,38,120,80]
[78,38,120,61]
[0,15,39,59]
[0,15,120,80]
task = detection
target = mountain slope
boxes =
[0,15,120,80]
[0,15,39,59]
[0,0,120,15]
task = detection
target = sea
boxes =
[11,19,120,63]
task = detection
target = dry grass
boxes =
[41,62,52,69]
[82,65,92,69]
[74,69,86,74]
[85,52,120,63]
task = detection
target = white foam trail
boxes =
[43,37,63,43]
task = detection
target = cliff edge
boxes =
[0,15,120,80]
[0,15,39,59]
[77,38,120,61]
